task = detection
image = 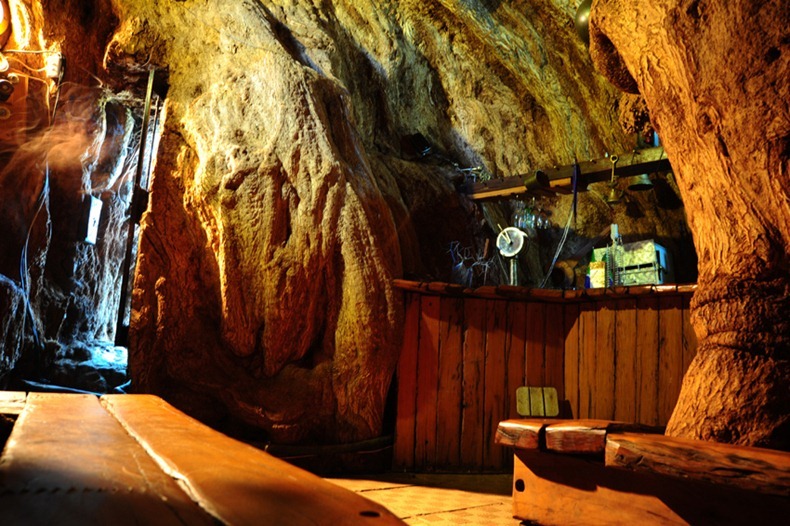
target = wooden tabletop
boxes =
[0,392,404,525]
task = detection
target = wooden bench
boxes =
[0,392,404,525]
[496,418,790,525]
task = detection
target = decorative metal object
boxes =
[575,0,592,45]
[496,226,528,286]
[626,173,654,191]
[606,154,622,204]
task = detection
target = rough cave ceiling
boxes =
[0,0,699,443]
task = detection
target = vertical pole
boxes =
[115,69,155,346]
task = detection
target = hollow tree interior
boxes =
[0,1,787,524]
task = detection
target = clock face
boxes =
[497,227,527,258]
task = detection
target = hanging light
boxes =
[575,0,592,45]
[605,153,622,204]
[626,173,654,191]
[606,185,622,204]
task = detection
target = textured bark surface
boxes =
[102,0,640,444]
[591,0,790,448]
[2,0,697,444]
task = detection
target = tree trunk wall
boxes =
[589,0,790,449]
[393,282,696,472]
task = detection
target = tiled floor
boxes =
[328,473,521,525]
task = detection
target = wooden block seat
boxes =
[496,418,790,525]
[0,392,404,525]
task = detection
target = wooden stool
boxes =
[496,418,790,525]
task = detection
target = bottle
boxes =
[608,224,622,286]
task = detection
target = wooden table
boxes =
[0,392,404,525]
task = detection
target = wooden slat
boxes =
[495,419,553,449]
[0,391,26,415]
[543,387,559,417]
[515,387,530,416]
[636,297,660,425]
[460,298,486,468]
[101,395,403,525]
[435,296,464,468]
[606,432,790,497]
[658,296,684,424]
[525,302,546,386]
[544,419,612,455]
[594,301,616,420]
[543,420,662,455]
[528,387,545,417]
[0,393,213,525]
[579,303,597,418]
[483,300,508,470]
[393,293,420,470]
[415,295,440,469]
[506,302,528,419]
[614,298,637,422]
[563,304,581,418]
[544,303,565,400]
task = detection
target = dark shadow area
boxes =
[517,450,790,524]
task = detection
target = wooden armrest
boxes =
[0,393,403,525]
[496,418,663,454]
[606,432,790,497]
[101,394,403,525]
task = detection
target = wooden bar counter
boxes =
[393,280,697,472]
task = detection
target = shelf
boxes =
[461,146,672,201]
[393,279,696,302]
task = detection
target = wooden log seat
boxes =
[496,418,790,525]
[0,392,404,525]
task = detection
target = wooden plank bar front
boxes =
[460,298,486,469]
[393,294,420,470]
[415,295,440,470]
[101,394,403,525]
[392,280,697,472]
[435,296,464,467]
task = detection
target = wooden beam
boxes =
[495,419,553,449]
[0,391,26,415]
[101,395,404,525]
[0,393,214,525]
[606,432,790,498]
[462,147,672,201]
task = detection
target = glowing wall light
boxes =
[0,0,11,49]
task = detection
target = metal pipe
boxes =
[116,69,155,346]
[143,96,161,190]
